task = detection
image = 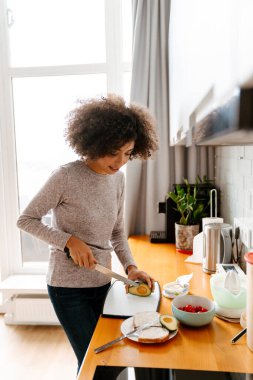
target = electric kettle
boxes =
[202,223,233,274]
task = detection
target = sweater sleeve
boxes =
[110,175,137,272]
[17,166,72,251]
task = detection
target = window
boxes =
[0,0,132,277]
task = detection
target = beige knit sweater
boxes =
[17,160,136,287]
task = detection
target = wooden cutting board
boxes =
[102,280,161,318]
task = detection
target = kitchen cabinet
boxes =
[169,0,253,146]
[77,236,253,380]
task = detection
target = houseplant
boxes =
[168,176,213,253]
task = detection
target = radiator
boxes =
[4,294,60,325]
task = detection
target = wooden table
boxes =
[78,236,253,380]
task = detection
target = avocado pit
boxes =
[128,282,151,297]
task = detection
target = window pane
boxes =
[13,74,107,262]
[123,71,132,102]
[7,0,106,67]
[122,0,133,62]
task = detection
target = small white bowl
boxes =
[163,281,189,299]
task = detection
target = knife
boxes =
[94,321,156,353]
[65,248,139,287]
[95,263,139,287]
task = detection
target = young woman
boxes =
[17,94,159,373]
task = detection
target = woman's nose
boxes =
[115,155,125,165]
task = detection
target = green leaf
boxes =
[168,175,214,225]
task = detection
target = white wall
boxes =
[215,146,253,224]
[215,145,253,269]
[169,0,253,145]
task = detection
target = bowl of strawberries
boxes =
[172,295,215,327]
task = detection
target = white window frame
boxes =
[0,0,132,280]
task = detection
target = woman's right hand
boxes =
[65,236,97,269]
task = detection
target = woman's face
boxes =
[86,141,135,175]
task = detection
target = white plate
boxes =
[120,316,178,343]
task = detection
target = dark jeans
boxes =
[47,282,111,374]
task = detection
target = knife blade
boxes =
[95,263,139,287]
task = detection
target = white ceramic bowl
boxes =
[163,281,189,298]
[172,295,215,327]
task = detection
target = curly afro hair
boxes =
[65,94,158,160]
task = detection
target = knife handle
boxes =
[94,322,156,353]
[94,335,127,353]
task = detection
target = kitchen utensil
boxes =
[215,314,240,323]
[202,223,233,274]
[224,270,241,295]
[210,188,217,218]
[233,226,241,263]
[94,321,157,353]
[231,327,247,344]
[102,280,160,318]
[210,271,246,319]
[202,189,223,230]
[95,263,138,287]
[189,190,223,264]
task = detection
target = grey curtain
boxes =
[125,0,215,236]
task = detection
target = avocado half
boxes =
[128,282,152,297]
[160,315,178,331]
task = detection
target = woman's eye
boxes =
[109,150,134,157]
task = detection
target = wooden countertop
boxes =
[78,235,253,380]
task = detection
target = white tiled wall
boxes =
[215,146,253,268]
[215,146,253,225]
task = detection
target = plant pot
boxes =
[175,223,199,254]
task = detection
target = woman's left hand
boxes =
[126,265,155,292]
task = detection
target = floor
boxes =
[0,315,77,380]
